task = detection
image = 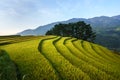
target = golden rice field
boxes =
[0,36,120,80]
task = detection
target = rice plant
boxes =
[0,36,120,80]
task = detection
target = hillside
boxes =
[17,15,120,51]
[0,36,120,80]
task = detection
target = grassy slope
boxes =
[0,36,43,46]
[39,37,90,80]
[0,36,120,80]
[0,49,17,80]
[0,36,59,80]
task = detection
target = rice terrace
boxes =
[1,0,120,80]
[0,35,120,80]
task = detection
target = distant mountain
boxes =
[17,15,120,51]
[112,15,120,20]
[17,15,120,35]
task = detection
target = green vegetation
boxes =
[95,33,120,52]
[0,36,120,80]
[46,21,96,42]
[0,36,59,80]
[0,49,17,80]
[0,36,43,46]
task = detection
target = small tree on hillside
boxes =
[46,21,96,42]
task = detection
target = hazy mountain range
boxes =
[17,15,120,35]
[17,15,120,51]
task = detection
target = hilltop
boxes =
[17,15,120,51]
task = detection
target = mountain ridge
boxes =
[17,15,120,35]
[17,15,120,51]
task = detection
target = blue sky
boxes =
[0,0,120,35]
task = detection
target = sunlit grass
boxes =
[0,36,58,80]
[0,36,120,80]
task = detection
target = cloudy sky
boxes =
[0,0,120,35]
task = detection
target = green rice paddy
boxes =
[0,36,120,80]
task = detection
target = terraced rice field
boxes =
[0,36,43,45]
[0,36,120,80]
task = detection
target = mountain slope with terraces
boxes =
[0,36,120,80]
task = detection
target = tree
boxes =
[46,21,96,42]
